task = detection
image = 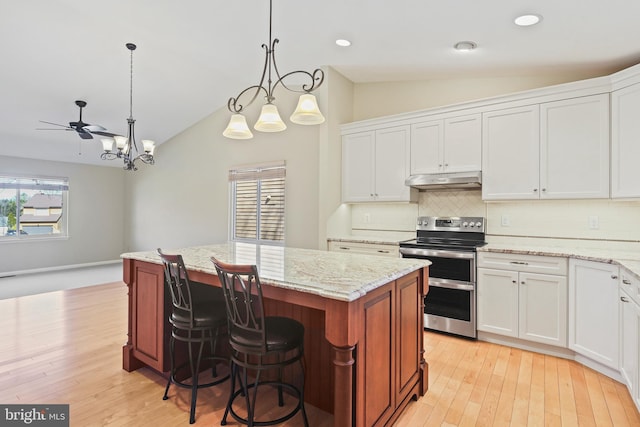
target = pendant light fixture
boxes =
[100,43,155,170]
[223,0,325,140]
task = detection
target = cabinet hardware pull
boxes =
[339,247,350,250]
[377,250,390,253]
[542,188,547,192]
[512,280,517,284]
[521,281,526,285]
[510,261,529,265]
[621,296,630,303]
[533,189,538,192]
[611,275,619,280]
[623,279,632,285]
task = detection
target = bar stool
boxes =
[211,257,309,427]
[158,249,229,424]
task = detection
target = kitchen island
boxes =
[121,242,430,427]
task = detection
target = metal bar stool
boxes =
[158,249,230,424]
[211,257,309,427]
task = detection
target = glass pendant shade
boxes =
[254,104,287,132]
[290,94,325,125]
[223,114,254,139]
[114,136,128,151]
[142,139,156,154]
[101,138,114,152]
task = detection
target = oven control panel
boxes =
[417,216,485,232]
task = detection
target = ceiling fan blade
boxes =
[83,124,107,132]
[77,131,94,140]
[39,120,71,129]
[36,128,74,131]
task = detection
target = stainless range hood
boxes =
[405,171,482,190]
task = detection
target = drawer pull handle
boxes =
[611,275,619,280]
[339,246,350,250]
[510,261,529,265]
[377,250,390,253]
[621,296,630,303]
[623,279,632,285]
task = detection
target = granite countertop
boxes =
[478,243,640,281]
[121,242,430,302]
[327,235,412,245]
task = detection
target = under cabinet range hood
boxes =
[405,171,482,190]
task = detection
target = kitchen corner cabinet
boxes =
[482,94,610,200]
[477,252,568,347]
[612,82,640,198]
[342,126,416,203]
[568,259,619,370]
[620,271,640,411]
[410,114,481,175]
[328,241,399,257]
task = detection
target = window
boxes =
[0,175,68,239]
[229,162,285,244]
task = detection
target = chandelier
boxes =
[223,0,325,139]
[100,43,155,170]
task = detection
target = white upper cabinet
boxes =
[482,94,610,200]
[482,105,540,200]
[342,125,416,203]
[540,94,610,199]
[410,114,481,175]
[612,82,640,198]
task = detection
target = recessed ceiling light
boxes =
[336,39,351,47]
[514,14,542,26]
[454,41,477,51]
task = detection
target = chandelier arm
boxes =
[227,42,273,113]
[273,68,325,94]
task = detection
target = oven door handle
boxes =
[429,279,475,291]
[399,247,475,260]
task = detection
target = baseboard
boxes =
[0,259,121,279]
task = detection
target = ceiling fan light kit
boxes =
[223,0,325,140]
[100,43,155,170]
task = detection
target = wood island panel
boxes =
[121,256,428,427]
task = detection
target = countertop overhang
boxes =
[121,242,430,302]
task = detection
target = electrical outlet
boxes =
[501,215,510,227]
[589,215,599,229]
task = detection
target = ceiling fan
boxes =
[38,100,118,140]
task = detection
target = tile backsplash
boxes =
[349,189,640,244]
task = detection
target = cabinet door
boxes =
[342,132,375,202]
[482,106,540,200]
[540,94,610,199]
[374,126,411,201]
[612,83,640,198]
[519,272,567,347]
[568,259,619,369]
[410,120,443,174]
[477,268,519,337]
[620,288,639,401]
[443,114,481,173]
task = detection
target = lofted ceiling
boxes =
[1,0,639,167]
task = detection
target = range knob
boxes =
[462,222,469,227]
[475,222,482,228]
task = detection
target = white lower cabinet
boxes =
[568,259,620,370]
[620,272,640,411]
[477,252,568,347]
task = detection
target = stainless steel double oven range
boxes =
[399,216,486,339]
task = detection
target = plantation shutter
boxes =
[229,162,285,243]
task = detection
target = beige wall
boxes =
[124,84,325,253]
[0,156,126,273]
[352,71,608,121]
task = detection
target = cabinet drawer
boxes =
[328,241,399,257]
[478,252,567,275]
[620,270,640,306]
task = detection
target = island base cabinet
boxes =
[568,259,619,370]
[620,272,640,412]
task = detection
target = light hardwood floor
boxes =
[0,281,638,426]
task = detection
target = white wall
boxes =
[124,85,325,253]
[0,156,126,273]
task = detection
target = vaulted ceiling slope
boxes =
[1,0,639,166]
